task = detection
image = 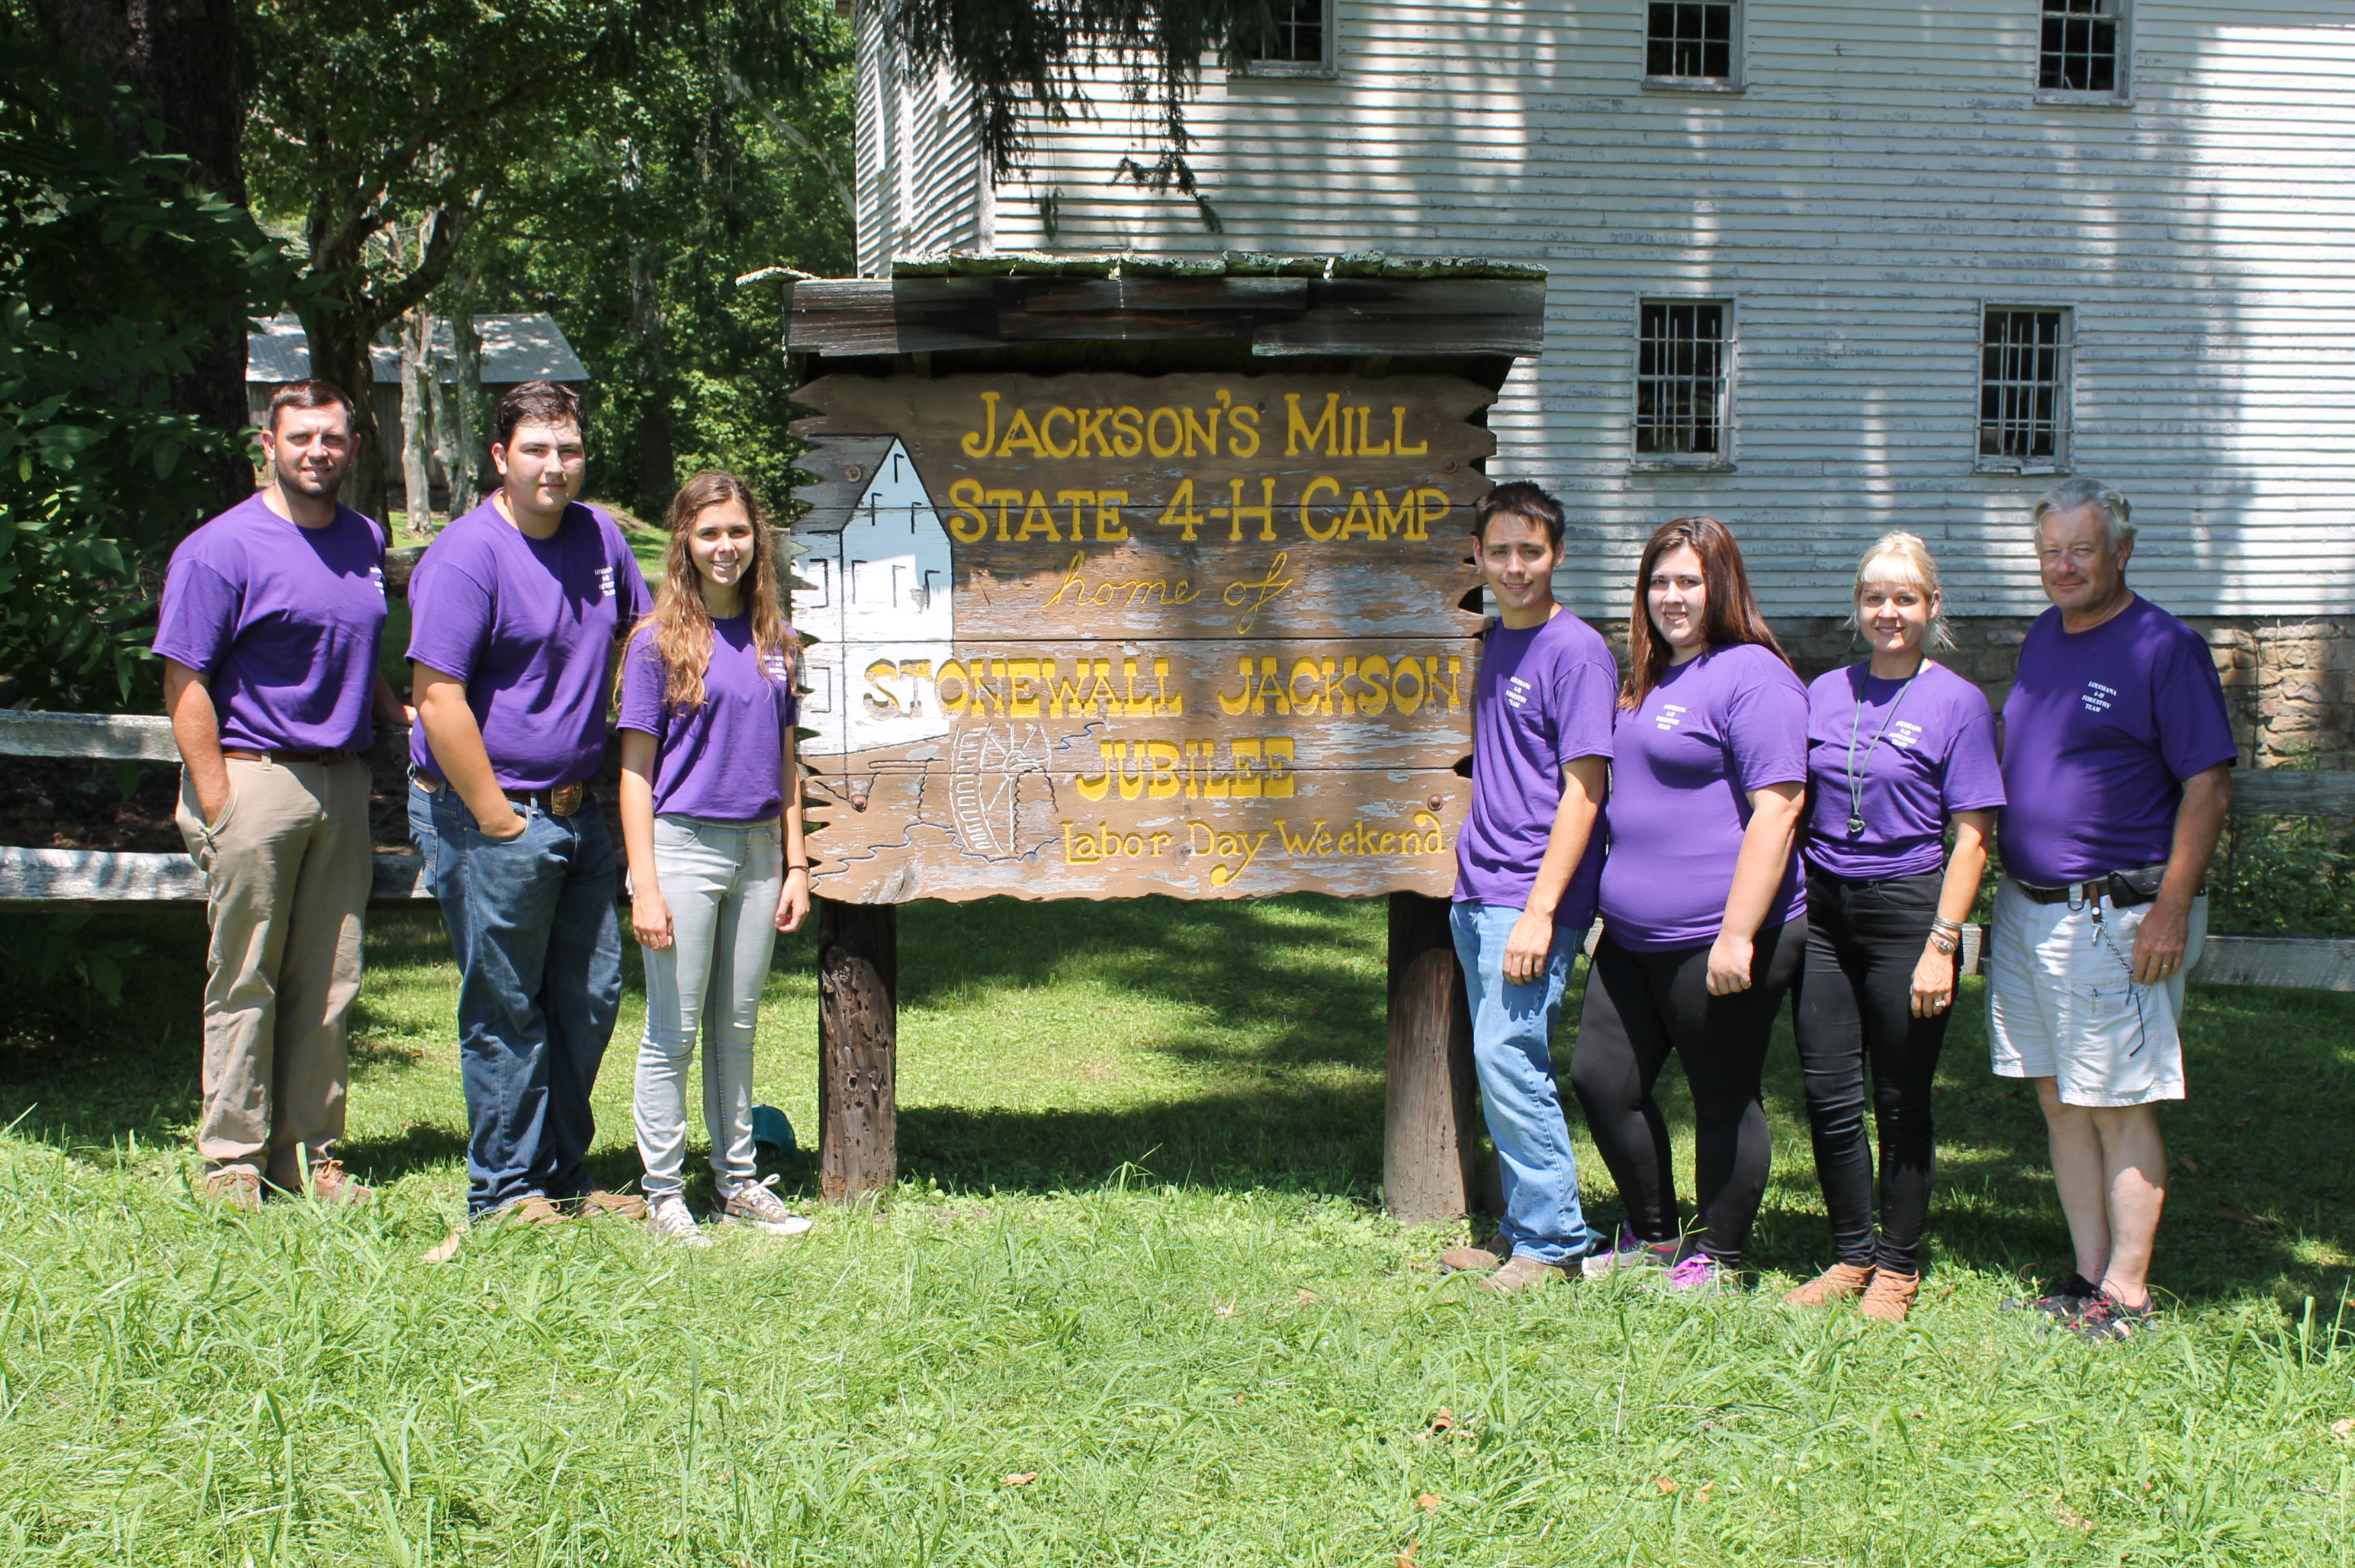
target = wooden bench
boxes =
[1,707,2350,991]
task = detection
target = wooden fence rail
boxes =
[0,708,2350,988]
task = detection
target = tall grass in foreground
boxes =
[1,898,2351,1563]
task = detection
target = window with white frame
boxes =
[1634,299,1732,464]
[1243,0,1336,78]
[1978,307,2073,471]
[2039,0,2127,97]
[1645,2,1740,86]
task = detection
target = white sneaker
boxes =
[647,1195,713,1248]
[719,1175,813,1235]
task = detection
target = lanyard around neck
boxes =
[1845,664,1922,838]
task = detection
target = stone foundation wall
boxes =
[1592,613,2355,771]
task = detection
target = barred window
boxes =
[1647,2,1738,82]
[1245,0,1335,76]
[2039,0,2124,95]
[1634,300,1730,461]
[1979,308,2072,470]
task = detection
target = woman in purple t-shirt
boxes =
[618,472,812,1247]
[1571,517,1810,1294]
[1783,534,2003,1322]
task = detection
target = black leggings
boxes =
[1788,869,1951,1274]
[1569,916,1806,1270]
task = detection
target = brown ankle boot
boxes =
[1782,1261,1874,1306]
[1857,1271,1920,1322]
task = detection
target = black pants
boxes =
[1569,916,1806,1270]
[1788,869,1951,1274]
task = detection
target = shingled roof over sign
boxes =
[245,313,590,385]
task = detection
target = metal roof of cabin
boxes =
[245,313,588,385]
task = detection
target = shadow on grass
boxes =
[6,899,2350,1314]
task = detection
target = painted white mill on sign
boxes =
[792,436,957,758]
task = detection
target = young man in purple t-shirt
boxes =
[1989,479,2235,1342]
[407,381,653,1226]
[154,378,410,1212]
[1436,481,1617,1294]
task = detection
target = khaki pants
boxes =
[176,756,373,1181]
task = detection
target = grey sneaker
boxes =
[647,1195,713,1249]
[1581,1226,1678,1280]
[720,1176,813,1235]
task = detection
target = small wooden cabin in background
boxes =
[853,0,2355,767]
[244,313,588,510]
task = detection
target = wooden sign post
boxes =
[778,260,1544,1221]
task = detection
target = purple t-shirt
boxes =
[1599,642,1810,952]
[616,616,800,821]
[1998,595,2237,886]
[1803,660,2006,882]
[406,500,652,792]
[1452,610,1618,927]
[151,493,387,753]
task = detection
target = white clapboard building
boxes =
[853,1,2355,631]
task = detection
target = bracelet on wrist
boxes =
[1930,917,1963,935]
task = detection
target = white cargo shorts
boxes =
[1986,877,2205,1107]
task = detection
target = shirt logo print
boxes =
[368,566,386,599]
[2080,680,2116,715]
[595,565,615,600]
[1504,674,1534,710]
[1653,702,1688,731]
[1890,719,1923,749]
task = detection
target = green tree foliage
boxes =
[0,35,288,708]
[474,2,854,522]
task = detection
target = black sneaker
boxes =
[2000,1272,2098,1319]
[2067,1289,2156,1343]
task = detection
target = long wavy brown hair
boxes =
[1622,515,1790,709]
[631,471,797,713]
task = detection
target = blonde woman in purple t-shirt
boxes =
[1783,533,2003,1323]
[1571,517,1810,1295]
[617,472,812,1247]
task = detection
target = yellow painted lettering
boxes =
[1298,476,1342,541]
[936,660,969,715]
[1289,657,1325,716]
[1357,405,1390,456]
[1336,489,1380,541]
[1094,489,1129,541]
[1039,407,1077,460]
[987,487,1023,541]
[1055,489,1093,537]
[1358,654,1391,716]
[996,407,1044,458]
[1264,738,1296,798]
[1075,407,1113,456]
[1015,491,1061,541]
[960,390,1001,458]
[1181,405,1221,458]
[1226,476,1276,543]
[1062,820,1101,860]
[1007,659,1042,717]
[1145,740,1182,798]
[1155,477,1203,541]
[1392,406,1428,455]
[948,477,990,543]
[1412,487,1447,541]
[1227,403,1261,457]
[1231,738,1264,798]
[1376,488,1415,538]
[1217,657,1253,715]
[1110,406,1144,458]
[1393,654,1425,716]
[1145,406,1184,458]
[1252,657,1292,717]
[863,660,902,717]
[1284,393,1342,458]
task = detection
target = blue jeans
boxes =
[410,779,623,1216]
[1451,901,1593,1266]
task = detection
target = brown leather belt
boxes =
[2012,864,2198,910]
[413,771,587,818]
[223,747,352,766]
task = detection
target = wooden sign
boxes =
[789,371,1494,902]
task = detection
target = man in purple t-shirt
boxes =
[153,378,410,1212]
[1990,479,2235,1343]
[1435,481,1615,1294]
[407,381,653,1225]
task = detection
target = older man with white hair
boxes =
[1987,477,2235,1342]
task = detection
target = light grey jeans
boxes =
[633,814,784,1200]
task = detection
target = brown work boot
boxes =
[1435,1234,1513,1274]
[1857,1271,1920,1323]
[484,1194,566,1228]
[1477,1254,1568,1295]
[577,1189,648,1221]
[1782,1261,1875,1306]
[201,1165,265,1213]
[297,1158,373,1207]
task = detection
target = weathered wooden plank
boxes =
[1253,279,1548,358]
[817,898,898,1200]
[805,761,1468,903]
[2186,933,2355,991]
[0,709,178,763]
[2231,769,2355,817]
[1001,275,1308,316]
[1384,892,1478,1225]
[0,847,432,908]
[806,637,1476,770]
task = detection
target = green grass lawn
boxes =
[2,897,2351,1563]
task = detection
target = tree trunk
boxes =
[37,0,251,524]
[1383,891,1480,1225]
[304,297,389,524]
[398,307,433,534]
[817,898,898,1201]
[629,246,673,512]
[445,275,484,516]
